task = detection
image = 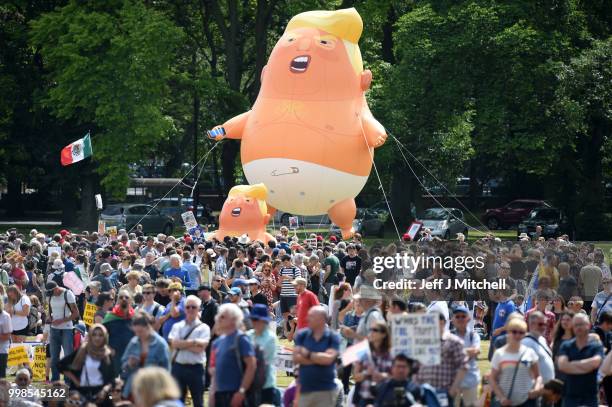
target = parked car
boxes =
[148,197,210,224]
[517,207,572,239]
[416,207,468,240]
[483,199,549,230]
[273,211,331,227]
[100,204,174,235]
[329,208,385,238]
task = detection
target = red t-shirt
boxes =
[296,289,319,329]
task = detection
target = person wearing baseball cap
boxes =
[247,278,267,308]
[292,277,319,330]
[451,305,481,407]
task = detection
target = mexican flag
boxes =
[60,132,92,166]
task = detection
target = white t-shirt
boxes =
[0,311,12,353]
[80,355,103,386]
[12,295,31,331]
[491,345,539,405]
[50,289,76,330]
[521,334,554,382]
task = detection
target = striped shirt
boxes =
[490,345,538,405]
[280,266,300,297]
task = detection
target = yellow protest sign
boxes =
[32,345,46,381]
[8,345,30,366]
[83,303,98,326]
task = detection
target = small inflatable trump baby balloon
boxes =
[209,8,387,238]
[207,183,276,244]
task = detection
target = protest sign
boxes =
[47,246,61,258]
[390,313,440,366]
[32,346,46,381]
[63,271,84,296]
[83,303,98,326]
[288,216,299,230]
[8,345,30,366]
[304,238,318,248]
[406,221,422,241]
[341,339,371,367]
[97,220,106,235]
[275,345,294,373]
[181,211,198,230]
[106,226,117,238]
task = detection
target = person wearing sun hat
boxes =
[247,303,278,405]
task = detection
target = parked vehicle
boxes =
[517,207,572,239]
[272,211,330,227]
[416,207,468,240]
[483,199,549,230]
[329,208,385,238]
[148,197,208,224]
[100,204,174,235]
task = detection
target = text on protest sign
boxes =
[32,346,46,381]
[181,211,198,230]
[275,345,294,373]
[390,313,441,366]
[83,303,98,326]
[8,345,30,366]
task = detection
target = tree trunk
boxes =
[61,173,79,227]
[5,176,24,218]
[79,167,97,230]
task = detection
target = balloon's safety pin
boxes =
[271,167,299,176]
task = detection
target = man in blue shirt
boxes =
[181,251,201,296]
[293,305,340,407]
[558,313,604,407]
[165,254,191,287]
[212,303,256,407]
[488,288,516,360]
[158,282,186,339]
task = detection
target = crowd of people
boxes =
[0,225,610,407]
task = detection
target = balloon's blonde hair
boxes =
[285,8,364,75]
[228,183,268,216]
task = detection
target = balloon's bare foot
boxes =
[341,227,355,240]
[328,198,357,241]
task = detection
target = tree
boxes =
[553,38,612,239]
[30,0,183,199]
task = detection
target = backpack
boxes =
[50,271,66,288]
[233,333,267,404]
[48,290,80,322]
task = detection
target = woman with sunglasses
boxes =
[352,320,393,407]
[59,324,115,406]
[258,261,277,311]
[490,318,542,406]
[120,310,170,399]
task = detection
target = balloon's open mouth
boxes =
[290,55,310,73]
[231,208,241,217]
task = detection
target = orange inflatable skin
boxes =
[211,9,386,239]
[208,191,276,244]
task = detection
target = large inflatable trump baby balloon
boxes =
[209,8,386,238]
[207,184,276,244]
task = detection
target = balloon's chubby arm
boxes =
[207,111,250,141]
[360,102,387,148]
[359,70,387,148]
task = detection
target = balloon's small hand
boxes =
[374,133,387,147]
[207,127,226,141]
